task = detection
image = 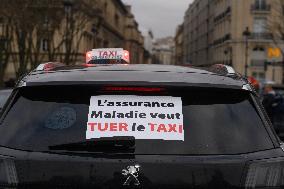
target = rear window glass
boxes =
[0,90,12,108]
[0,86,273,155]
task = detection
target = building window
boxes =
[252,72,265,80]
[252,72,257,78]
[253,17,267,33]
[43,15,49,28]
[251,46,266,69]
[255,0,266,9]
[253,46,265,51]
[259,72,265,79]
[41,39,48,51]
[252,46,266,60]
[114,14,119,27]
[104,2,108,14]
[0,17,4,36]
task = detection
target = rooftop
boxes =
[19,64,246,89]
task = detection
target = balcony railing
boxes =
[251,4,271,12]
[214,7,231,23]
[248,32,273,40]
[212,34,231,46]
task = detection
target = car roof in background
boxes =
[18,64,247,89]
[272,84,284,89]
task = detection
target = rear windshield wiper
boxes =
[48,136,135,153]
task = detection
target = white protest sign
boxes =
[86,95,184,141]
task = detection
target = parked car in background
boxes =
[271,84,284,136]
[272,84,284,96]
[261,83,284,136]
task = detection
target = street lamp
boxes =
[243,27,251,77]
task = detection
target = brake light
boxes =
[244,157,284,188]
[102,87,165,92]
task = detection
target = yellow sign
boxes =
[268,47,281,58]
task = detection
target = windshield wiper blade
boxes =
[48,136,135,153]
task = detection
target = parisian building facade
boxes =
[0,0,145,83]
[175,24,184,64]
[181,0,284,83]
[152,37,175,65]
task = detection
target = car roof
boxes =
[19,64,247,89]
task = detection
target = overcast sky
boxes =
[122,0,193,39]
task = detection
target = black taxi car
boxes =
[0,61,283,188]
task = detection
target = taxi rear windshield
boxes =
[0,86,274,155]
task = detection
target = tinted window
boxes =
[0,90,12,108]
[273,87,284,96]
[0,86,273,155]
